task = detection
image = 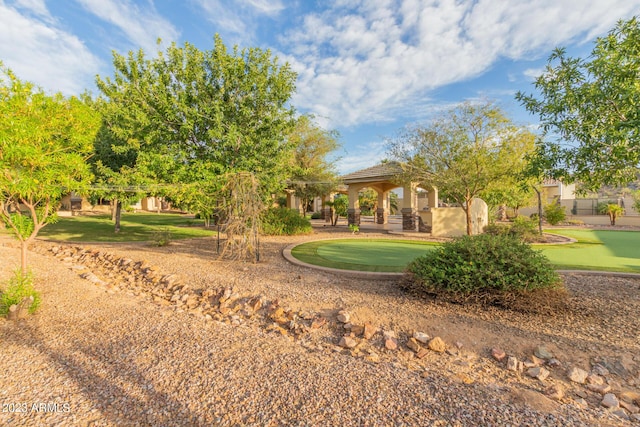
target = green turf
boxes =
[292,230,640,274]
[36,213,215,242]
[291,239,438,272]
[536,229,640,273]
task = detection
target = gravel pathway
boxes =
[1,227,638,426]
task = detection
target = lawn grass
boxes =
[291,239,438,272]
[35,213,215,242]
[536,229,640,273]
[291,230,640,274]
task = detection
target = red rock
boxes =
[491,348,506,361]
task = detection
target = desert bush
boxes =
[544,203,566,225]
[261,207,312,236]
[310,211,322,220]
[0,269,41,317]
[151,228,173,246]
[405,234,564,311]
[485,216,542,242]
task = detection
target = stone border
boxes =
[283,239,640,279]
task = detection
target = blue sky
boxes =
[1,0,639,174]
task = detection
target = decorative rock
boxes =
[547,358,562,368]
[383,330,396,339]
[601,393,620,409]
[413,331,430,344]
[586,374,604,385]
[527,366,550,381]
[350,324,365,336]
[507,356,520,372]
[531,355,545,366]
[339,336,357,349]
[363,323,377,340]
[574,398,589,408]
[587,384,612,395]
[544,383,565,400]
[406,338,421,353]
[491,348,506,361]
[591,364,610,376]
[619,390,640,404]
[428,337,446,353]
[612,409,630,421]
[384,337,398,351]
[336,310,351,323]
[567,367,589,384]
[534,345,554,360]
[620,400,640,414]
[416,348,429,359]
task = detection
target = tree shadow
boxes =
[3,322,201,425]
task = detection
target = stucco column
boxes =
[376,190,389,224]
[401,183,417,231]
[427,186,439,208]
[347,186,360,226]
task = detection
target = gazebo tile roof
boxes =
[340,162,403,183]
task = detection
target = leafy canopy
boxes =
[95,35,298,207]
[0,63,100,270]
[516,17,640,190]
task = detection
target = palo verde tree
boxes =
[0,64,100,271]
[96,35,297,209]
[388,101,535,235]
[287,115,341,214]
[516,16,640,191]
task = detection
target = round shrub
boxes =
[405,234,564,310]
[544,203,566,225]
[261,208,312,236]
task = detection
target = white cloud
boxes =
[282,0,640,127]
[13,0,49,17]
[337,140,388,175]
[75,0,180,53]
[523,68,545,81]
[194,0,284,43]
[0,1,101,95]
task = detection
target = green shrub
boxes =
[565,219,585,226]
[544,203,566,225]
[261,208,312,236]
[483,223,511,236]
[151,228,173,246]
[405,234,563,310]
[310,212,322,220]
[0,269,41,317]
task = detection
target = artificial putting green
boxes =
[291,239,438,272]
[291,230,640,274]
[537,229,640,273]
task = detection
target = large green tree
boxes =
[388,102,535,235]
[287,115,341,213]
[0,64,100,271]
[96,35,297,210]
[516,17,640,190]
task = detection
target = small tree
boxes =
[324,195,348,226]
[389,101,535,235]
[0,64,100,271]
[598,203,624,226]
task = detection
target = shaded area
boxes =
[38,213,215,242]
[539,229,640,273]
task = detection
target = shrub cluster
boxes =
[405,234,564,311]
[0,269,41,317]
[544,203,566,225]
[484,216,543,242]
[261,208,312,236]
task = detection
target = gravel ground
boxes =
[1,224,639,426]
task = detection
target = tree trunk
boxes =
[20,240,28,273]
[111,199,118,222]
[465,198,473,235]
[533,186,543,235]
[114,201,122,233]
